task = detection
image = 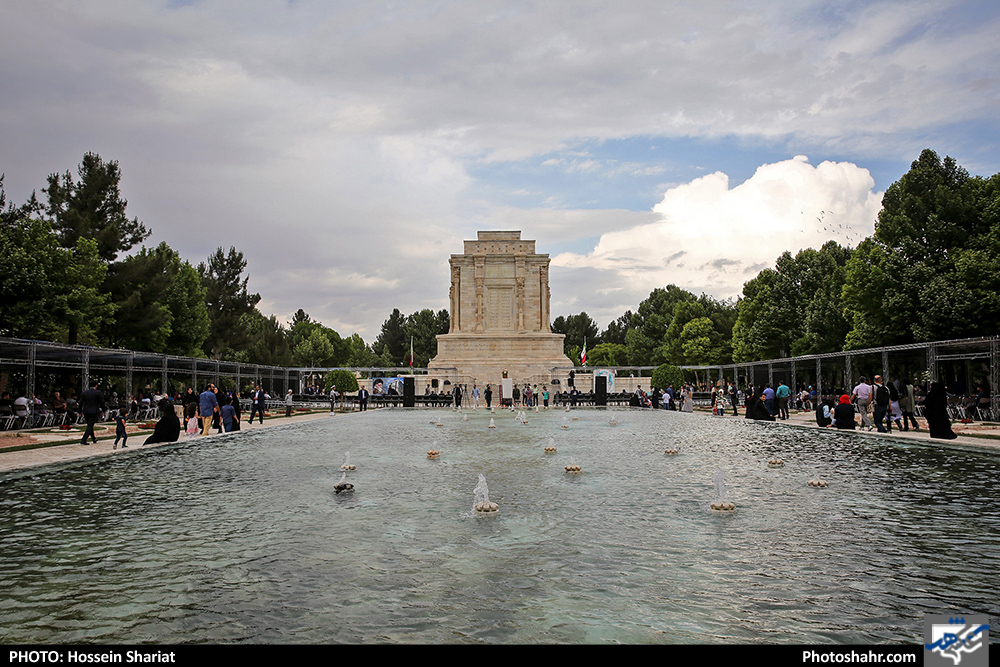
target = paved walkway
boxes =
[714,405,1000,452]
[0,410,338,476]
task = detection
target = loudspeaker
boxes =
[595,375,607,406]
[403,376,415,408]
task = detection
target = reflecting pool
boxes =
[1,408,998,644]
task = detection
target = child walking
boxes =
[114,413,128,449]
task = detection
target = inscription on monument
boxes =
[487,289,513,331]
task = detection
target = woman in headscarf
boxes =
[744,384,758,419]
[143,398,181,446]
[923,382,958,439]
[815,397,833,427]
[833,395,856,429]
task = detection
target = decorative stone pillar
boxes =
[540,264,550,332]
[449,264,460,333]
[515,277,525,332]
[474,257,485,333]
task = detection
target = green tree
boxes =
[679,317,725,365]
[651,364,684,391]
[733,241,851,361]
[600,311,634,345]
[586,342,629,366]
[100,242,210,355]
[373,308,407,366]
[843,149,1000,346]
[551,312,599,355]
[288,310,351,367]
[162,258,210,356]
[43,152,150,263]
[238,310,292,366]
[326,369,359,394]
[293,327,336,368]
[401,308,449,368]
[200,246,261,359]
[346,333,377,367]
[44,237,114,345]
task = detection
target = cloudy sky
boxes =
[2,0,998,341]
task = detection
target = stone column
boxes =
[449,263,460,333]
[516,256,526,332]
[474,257,485,332]
[540,263,550,332]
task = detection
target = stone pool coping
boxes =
[2,405,996,479]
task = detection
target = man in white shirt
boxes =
[851,376,874,430]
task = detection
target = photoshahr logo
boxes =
[925,615,990,667]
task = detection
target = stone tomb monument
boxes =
[428,231,573,383]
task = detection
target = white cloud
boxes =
[551,156,883,325]
[0,0,995,341]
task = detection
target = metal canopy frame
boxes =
[2,335,996,402]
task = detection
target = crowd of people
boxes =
[0,371,991,446]
[0,381,285,445]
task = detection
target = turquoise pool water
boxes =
[1,408,998,643]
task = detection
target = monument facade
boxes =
[428,231,573,383]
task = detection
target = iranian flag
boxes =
[409,337,414,369]
[580,338,587,366]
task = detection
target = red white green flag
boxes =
[580,338,587,366]
[409,337,414,369]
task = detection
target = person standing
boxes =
[330,385,339,414]
[924,381,958,439]
[682,384,694,413]
[775,381,791,420]
[182,387,199,423]
[484,384,493,409]
[113,412,128,449]
[284,389,294,418]
[199,384,219,436]
[358,386,369,411]
[729,382,739,416]
[851,376,874,431]
[872,375,890,433]
[471,384,480,409]
[900,378,920,431]
[221,395,238,432]
[230,391,242,431]
[80,380,106,446]
[249,384,265,424]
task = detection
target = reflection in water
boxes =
[1,409,999,644]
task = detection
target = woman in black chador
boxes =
[923,382,958,440]
[143,398,181,446]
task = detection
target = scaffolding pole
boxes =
[126,351,133,399]
[26,341,36,417]
[81,348,90,396]
[991,338,999,397]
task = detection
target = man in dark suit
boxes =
[358,386,369,411]
[249,384,265,424]
[80,380,106,445]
